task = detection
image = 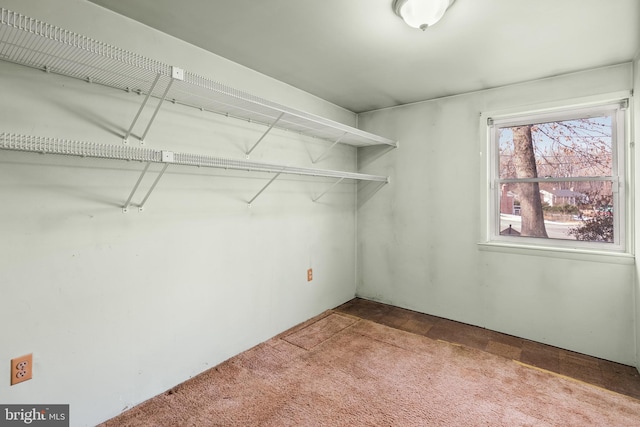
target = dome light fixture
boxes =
[393,0,456,31]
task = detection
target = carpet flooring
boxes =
[336,298,640,400]
[101,301,640,426]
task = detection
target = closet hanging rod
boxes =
[0,133,389,183]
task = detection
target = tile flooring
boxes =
[335,298,640,400]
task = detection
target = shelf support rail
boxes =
[246,112,285,158]
[312,177,344,202]
[312,133,347,164]
[248,170,283,207]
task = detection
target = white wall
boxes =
[0,1,359,426]
[357,63,637,365]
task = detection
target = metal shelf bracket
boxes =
[122,160,170,213]
[313,177,345,202]
[139,79,175,144]
[312,133,347,164]
[248,170,283,207]
[246,112,285,158]
[138,163,169,210]
[123,162,151,213]
[122,66,184,145]
[124,73,161,144]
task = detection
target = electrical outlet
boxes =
[307,268,313,282]
[11,354,32,385]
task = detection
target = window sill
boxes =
[477,242,635,265]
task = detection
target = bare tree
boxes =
[512,126,548,237]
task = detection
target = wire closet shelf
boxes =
[0,8,398,149]
[0,133,389,210]
[0,133,388,182]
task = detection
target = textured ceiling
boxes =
[88,0,640,113]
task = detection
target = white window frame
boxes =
[479,93,632,257]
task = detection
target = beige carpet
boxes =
[101,311,640,426]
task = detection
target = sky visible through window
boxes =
[499,116,612,180]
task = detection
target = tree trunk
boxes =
[513,126,548,237]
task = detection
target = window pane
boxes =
[498,181,614,242]
[499,116,613,180]
[489,100,625,251]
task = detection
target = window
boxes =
[485,98,629,252]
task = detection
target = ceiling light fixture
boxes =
[393,0,455,31]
